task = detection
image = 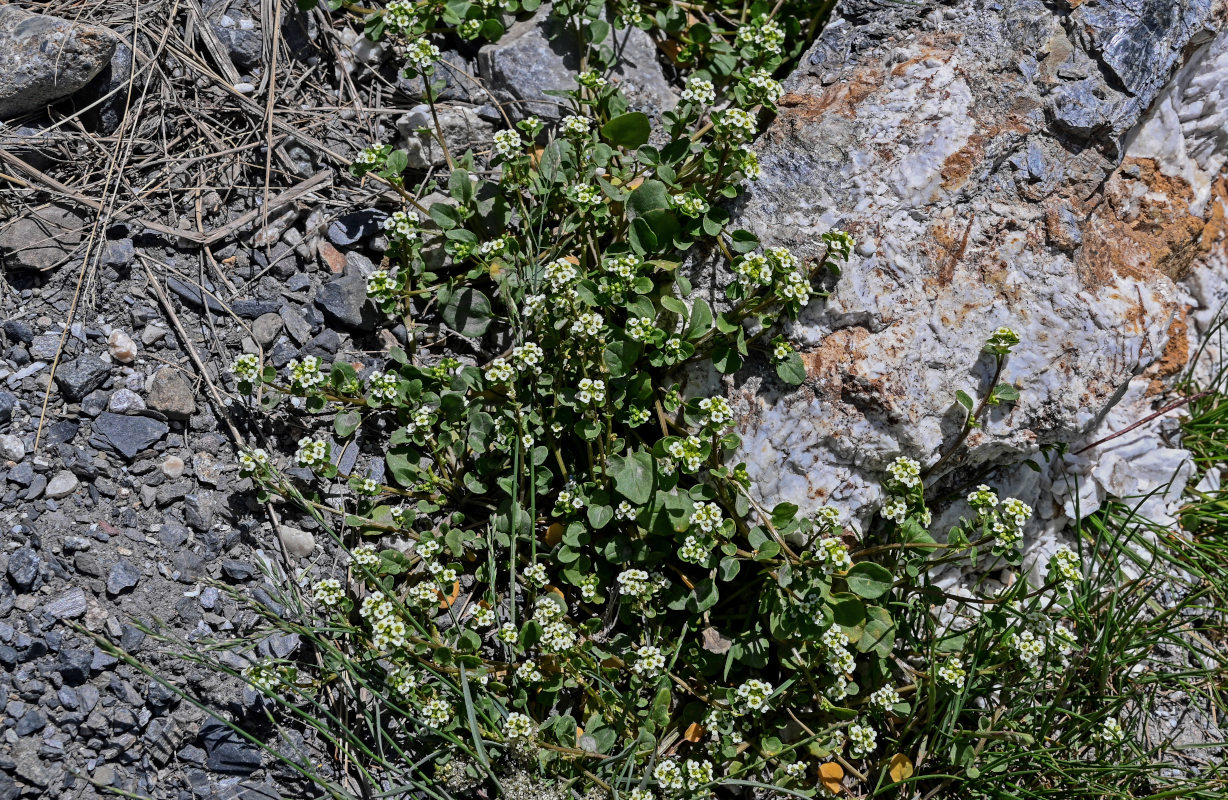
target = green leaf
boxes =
[685,298,713,340]
[449,168,474,205]
[587,504,614,530]
[385,149,408,176]
[629,217,658,254]
[770,502,798,528]
[441,287,492,337]
[859,606,897,658]
[845,562,895,599]
[609,451,654,505]
[955,390,975,414]
[627,180,670,217]
[713,342,743,374]
[776,352,806,385]
[601,112,651,149]
[992,383,1020,404]
[334,411,360,438]
[603,339,643,378]
[650,686,671,725]
[730,229,760,253]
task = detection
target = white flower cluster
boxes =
[1093,717,1126,745]
[540,620,577,653]
[367,269,397,299]
[383,0,416,33]
[732,247,810,307]
[561,115,591,135]
[680,76,715,106]
[627,316,657,342]
[242,662,279,694]
[512,342,544,374]
[230,354,261,383]
[576,377,606,405]
[359,591,407,650]
[734,15,785,56]
[615,501,640,521]
[351,544,379,567]
[771,339,793,363]
[294,436,330,468]
[690,501,723,533]
[237,448,269,476]
[652,758,713,795]
[746,68,784,104]
[471,606,495,627]
[617,568,654,600]
[420,697,451,728]
[1049,545,1081,593]
[714,107,757,143]
[697,397,733,432]
[667,435,706,472]
[382,210,420,240]
[314,578,344,607]
[543,258,579,295]
[814,537,852,574]
[387,665,417,695]
[577,69,607,90]
[967,484,999,513]
[287,356,325,390]
[404,39,440,72]
[632,645,666,678]
[568,183,602,206]
[869,684,901,711]
[1009,629,1046,671]
[985,326,1021,355]
[484,358,514,384]
[603,253,641,279]
[516,659,542,682]
[499,623,519,645]
[523,562,548,587]
[735,145,761,180]
[937,657,967,688]
[404,405,435,436]
[887,456,922,490]
[848,721,877,757]
[572,312,604,338]
[1053,624,1077,665]
[579,573,599,600]
[783,762,807,779]
[673,193,709,217]
[353,145,384,168]
[479,236,508,257]
[821,627,856,684]
[881,496,908,523]
[493,129,523,157]
[367,371,398,402]
[678,535,710,565]
[504,712,535,740]
[734,678,773,713]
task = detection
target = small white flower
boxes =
[523,563,548,587]
[869,685,901,711]
[313,578,344,607]
[937,657,967,688]
[680,76,715,106]
[1093,716,1126,745]
[287,356,325,390]
[734,678,773,713]
[561,115,591,135]
[420,697,451,728]
[886,456,922,490]
[504,711,535,739]
[848,721,877,757]
[404,39,440,72]
[484,358,514,384]
[351,545,379,567]
[229,354,261,383]
[493,129,523,157]
[294,436,330,469]
[632,645,667,678]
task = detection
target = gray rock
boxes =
[77,40,135,134]
[57,647,92,684]
[55,353,110,401]
[396,49,483,104]
[29,333,62,361]
[147,367,197,419]
[107,558,141,595]
[192,452,223,486]
[398,104,495,169]
[0,433,25,461]
[45,587,87,619]
[44,469,79,499]
[279,525,314,558]
[719,0,1217,533]
[478,6,677,121]
[0,7,119,118]
[7,546,38,591]
[91,411,168,459]
[199,718,263,775]
[209,11,263,70]
[0,205,87,271]
[0,390,16,424]
[326,209,387,246]
[12,739,50,787]
[252,313,284,348]
[315,274,377,330]
[107,388,146,414]
[14,708,45,736]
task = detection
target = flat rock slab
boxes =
[90,412,168,460]
[0,7,119,119]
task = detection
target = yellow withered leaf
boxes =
[818,762,844,795]
[544,523,564,546]
[683,722,705,742]
[887,753,914,783]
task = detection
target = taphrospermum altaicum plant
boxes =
[207,3,1150,799]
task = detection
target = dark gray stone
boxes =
[326,209,387,246]
[2,320,33,343]
[7,547,38,591]
[0,391,16,425]
[55,354,110,401]
[101,237,135,267]
[0,7,119,118]
[199,718,263,775]
[91,412,168,460]
[57,647,92,684]
[221,559,254,581]
[107,558,141,595]
[14,708,45,736]
[1,204,88,271]
[315,275,377,331]
[230,299,282,318]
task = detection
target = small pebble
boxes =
[107,330,138,363]
[161,456,185,479]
